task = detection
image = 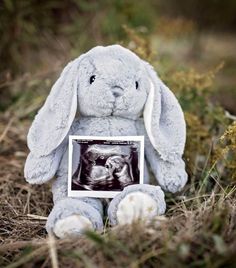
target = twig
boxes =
[0,117,14,143]
[48,232,59,268]
[26,214,48,220]
[225,110,236,121]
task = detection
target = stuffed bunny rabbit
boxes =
[24,45,187,238]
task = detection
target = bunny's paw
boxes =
[155,158,188,193]
[108,184,166,226]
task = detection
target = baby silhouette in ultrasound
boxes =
[72,143,139,191]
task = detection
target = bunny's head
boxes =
[28,45,186,162]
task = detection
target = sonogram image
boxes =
[71,140,141,191]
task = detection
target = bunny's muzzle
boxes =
[111,86,124,98]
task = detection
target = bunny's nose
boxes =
[111,86,124,97]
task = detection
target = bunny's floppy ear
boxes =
[28,56,85,157]
[143,63,186,162]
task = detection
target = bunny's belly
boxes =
[72,116,138,136]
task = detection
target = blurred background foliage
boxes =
[0,0,156,75]
[0,0,235,109]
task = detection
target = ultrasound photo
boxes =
[68,136,144,198]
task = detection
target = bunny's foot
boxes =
[53,214,93,238]
[108,184,166,225]
[46,198,104,238]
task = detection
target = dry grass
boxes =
[0,113,236,268]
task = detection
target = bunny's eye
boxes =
[135,81,139,89]
[90,75,96,84]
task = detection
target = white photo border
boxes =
[68,135,144,198]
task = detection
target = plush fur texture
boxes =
[53,214,93,238]
[116,192,158,225]
[24,45,188,237]
[46,198,104,234]
[108,184,166,225]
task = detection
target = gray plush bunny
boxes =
[24,45,187,238]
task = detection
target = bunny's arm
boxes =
[24,139,67,185]
[136,119,187,193]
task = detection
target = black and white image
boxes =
[68,136,144,198]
